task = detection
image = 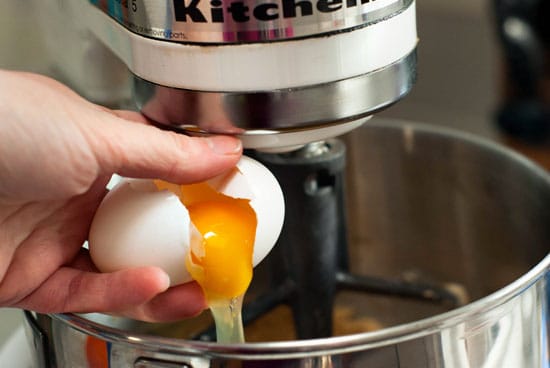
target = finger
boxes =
[69,250,207,322]
[110,110,150,125]
[0,181,108,305]
[70,246,207,322]
[86,110,243,184]
[121,282,207,322]
[15,266,172,314]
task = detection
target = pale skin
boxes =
[0,70,243,322]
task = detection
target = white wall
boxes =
[418,0,489,18]
[380,0,502,139]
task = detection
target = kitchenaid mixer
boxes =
[76,0,416,338]
[16,0,550,367]
[77,0,417,337]
[43,0,417,152]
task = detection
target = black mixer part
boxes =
[254,140,348,339]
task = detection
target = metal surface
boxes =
[136,50,416,133]
[90,0,412,43]
[0,1,417,149]
[26,120,550,367]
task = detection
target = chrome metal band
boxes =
[89,0,413,43]
[134,49,416,135]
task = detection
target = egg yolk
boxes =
[154,180,257,302]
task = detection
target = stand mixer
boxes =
[76,0,417,339]
[38,0,417,151]
[9,1,550,367]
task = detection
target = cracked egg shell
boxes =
[88,156,285,286]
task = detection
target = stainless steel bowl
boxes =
[25,120,550,367]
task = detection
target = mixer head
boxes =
[85,0,418,151]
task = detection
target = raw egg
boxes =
[89,156,284,286]
[88,156,284,342]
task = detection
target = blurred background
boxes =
[0,0,548,350]
[380,0,499,139]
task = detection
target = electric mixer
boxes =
[40,0,417,151]
[12,2,550,367]
[75,0,417,339]
[21,0,435,362]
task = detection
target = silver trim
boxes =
[134,49,417,135]
[89,0,413,43]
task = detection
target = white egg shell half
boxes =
[88,156,285,286]
[88,179,196,286]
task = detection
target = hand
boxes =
[0,70,242,322]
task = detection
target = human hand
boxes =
[0,70,242,322]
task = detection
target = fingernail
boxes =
[206,136,242,155]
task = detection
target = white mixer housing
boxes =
[41,0,418,150]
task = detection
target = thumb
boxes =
[87,110,243,184]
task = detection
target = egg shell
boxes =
[88,179,196,285]
[88,156,285,286]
